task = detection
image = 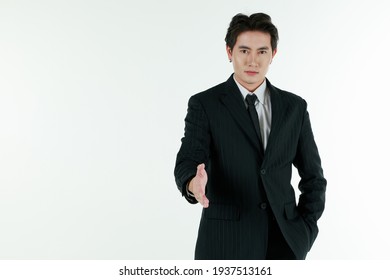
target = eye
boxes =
[240,49,249,54]
[259,50,267,54]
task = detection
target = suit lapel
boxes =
[219,75,264,157]
[263,79,286,160]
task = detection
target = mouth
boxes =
[245,71,258,76]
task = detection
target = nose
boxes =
[248,53,258,67]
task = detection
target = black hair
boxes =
[225,13,279,51]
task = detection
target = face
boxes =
[227,31,277,92]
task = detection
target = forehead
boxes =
[235,31,272,48]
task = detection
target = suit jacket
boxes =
[174,74,326,260]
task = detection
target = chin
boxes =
[246,78,262,85]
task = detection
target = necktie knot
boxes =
[245,94,258,106]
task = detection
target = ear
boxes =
[226,45,233,61]
[270,48,277,64]
[272,48,277,58]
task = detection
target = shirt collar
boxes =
[233,75,268,105]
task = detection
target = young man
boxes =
[174,13,326,260]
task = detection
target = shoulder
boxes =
[191,79,228,102]
[268,80,307,109]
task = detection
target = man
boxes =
[174,13,326,260]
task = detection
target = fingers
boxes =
[196,194,209,208]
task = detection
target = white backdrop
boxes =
[1,0,389,260]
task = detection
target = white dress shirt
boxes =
[233,75,272,150]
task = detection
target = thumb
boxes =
[197,163,206,176]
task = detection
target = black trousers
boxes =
[265,215,296,260]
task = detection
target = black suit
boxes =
[174,74,326,260]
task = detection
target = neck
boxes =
[234,75,265,92]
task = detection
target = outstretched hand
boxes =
[188,163,209,208]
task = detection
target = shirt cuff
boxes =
[186,181,195,197]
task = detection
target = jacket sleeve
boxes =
[293,102,327,226]
[174,95,211,204]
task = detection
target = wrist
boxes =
[186,178,195,197]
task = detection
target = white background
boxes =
[0,0,389,260]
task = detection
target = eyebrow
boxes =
[238,45,270,50]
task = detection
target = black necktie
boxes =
[245,94,262,143]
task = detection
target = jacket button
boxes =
[260,169,266,175]
[259,202,267,210]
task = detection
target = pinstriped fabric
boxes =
[174,74,326,260]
